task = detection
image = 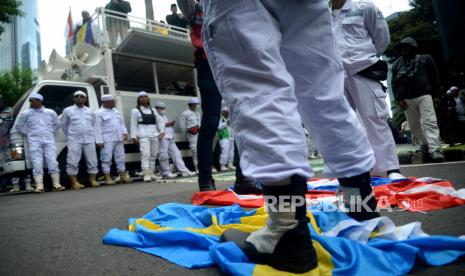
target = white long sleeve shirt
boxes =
[61,105,95,144]
[331,0,390,75]
[94,107,128,144]
[15,107,61,144]
[130,106,165,139]
[179,109,201,136]
[158,113,175,139]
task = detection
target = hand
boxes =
[399,100,408,110]
[159,132,165,140]
[132,137,139,144]
[97,143,104,149]
[123,133,128,141]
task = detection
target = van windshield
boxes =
[37,85,89,115]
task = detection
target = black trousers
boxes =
[196,58,244,184]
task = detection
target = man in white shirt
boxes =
[130,91,165,182]
[179,97,201,171]
[95,94,132,185]
[155,101,196,178]
[15,93,65,193]
[61,91,99,189]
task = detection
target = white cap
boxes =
[155,101,166,108]
[138,91,148,97]
[29,93,43,101]
[101,94,114,101]
[74,90,87,97]
[221,106,229,112]
[450,86,459,91]
[188,97,200,104]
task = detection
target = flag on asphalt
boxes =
[103,203,465,275]
[192,177,465,212]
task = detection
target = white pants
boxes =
[344,74,400,172]
[159,138,190,175]
[66,142,98,176]
[219,138,234,165]
[139,137,158,171]
[101,141,126,173]
[404,95,442,152]
[107,17,129,48]
[187,133,198,168]
[202,0,374,182]
[29,142,59,176]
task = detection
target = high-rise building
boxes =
[0,0,41,72]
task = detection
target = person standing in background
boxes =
[391,37,445,162]
[179,97,201,172]
[61,91,99,189]
[217,106,235,171]
[95,95,132,185]
[15,93,65,193]
[155,101,196,178]
[130,91,165,182]
[105,0,132,47]
[165,3,188,30]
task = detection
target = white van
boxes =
[0,7,198,185]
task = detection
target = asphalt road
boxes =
[1,161,465,276]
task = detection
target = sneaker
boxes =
[387,172,406,180]
[212,167,218,173]
[220,165,228,171]
[181,170,196,177]
[431,149,445,162]
[162,172,177,179]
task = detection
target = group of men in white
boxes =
[15,90,240,193]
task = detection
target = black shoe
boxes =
[338,172,380,221]
[199,178,216,192]
[234,176,263,195]
[220,175,317,273]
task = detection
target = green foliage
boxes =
[385,0,440,60]
[0,0,23,38]
[0,67,36,107]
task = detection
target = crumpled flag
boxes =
[192,177,465,212]
[103,203,465,275]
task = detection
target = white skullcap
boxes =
[188,97,200,104]
[450,86,459,91]
[138,91,148,97]
[101,94,114,101]
[29,93,43,101]
[221,106,229,112]
[74,90,87,97]
[155,101,166,108]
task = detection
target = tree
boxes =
[385,0,441,60]
[0,0,23,39]
[0,67,36,107]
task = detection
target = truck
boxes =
[0,7,199,189]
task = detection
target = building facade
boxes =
[0,0,41,72]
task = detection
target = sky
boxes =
[38,0,412,60]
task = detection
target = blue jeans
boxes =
[196,59,222,184]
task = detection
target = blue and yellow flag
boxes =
[103,203,465,275]
[74,20,93,45]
